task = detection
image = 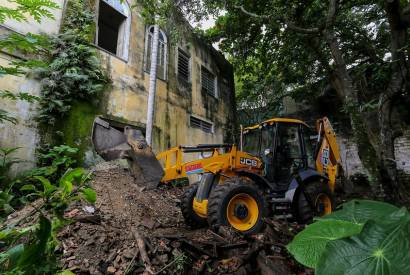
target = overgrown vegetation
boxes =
[0,136,92,274]
[0,0,101,273]
[287,200,410,274]
[0,167,95,274]
[37,0,109,125]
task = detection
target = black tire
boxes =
[207,177,268,235]
[296,180,335,224]
[180,182,207,228]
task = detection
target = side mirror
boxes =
[264,148,272,156]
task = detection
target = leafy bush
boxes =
[1,145,79,221]
[36,0,110,125]
[287,200,410,275]
[32,145,79,181]
[0,168,96,274]
[0,148,22,218]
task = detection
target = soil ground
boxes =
[57,162,309,275]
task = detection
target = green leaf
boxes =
[0,109,18,124]
[322,199,399,224]
[81,187,96,204]
[56,270,76,275]
[317,215,410,275]
[17,215,52,268]
[34,175,56,196]
[20,184,37,192]
[0,244,24,268]
[59,168,84,187]
[61,179,73,194]
[287,220,363,268]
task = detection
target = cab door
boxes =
[272,123,305,184]
[259,124,274,181]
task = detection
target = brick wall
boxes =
[395,130,410,184]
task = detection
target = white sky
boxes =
[192,17,219,49]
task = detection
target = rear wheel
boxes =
[207,178,267,235]
[180,182,207,228]
[296,180,334,223]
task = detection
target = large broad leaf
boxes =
[317,213,410,275]
[322,199,399,224]
[287,219,363,268]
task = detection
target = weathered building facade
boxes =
[0,0,236,171]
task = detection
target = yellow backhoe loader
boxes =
[92,116,341,234]
[156,117,341,234]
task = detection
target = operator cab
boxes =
[242,119,316,191]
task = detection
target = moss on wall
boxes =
[54,100,99,164]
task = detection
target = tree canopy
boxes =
[143,0,410,201]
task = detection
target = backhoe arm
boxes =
[315,117,341,192]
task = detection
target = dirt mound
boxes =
[58,162,309,274]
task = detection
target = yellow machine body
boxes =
[156,117,341,220]
[157,144,263,182]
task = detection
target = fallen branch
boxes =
[132,229,154,274]
[207,229,226,242]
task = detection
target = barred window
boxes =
[177,49,190,83]
[190,116,213,133]
[201,66,217,97]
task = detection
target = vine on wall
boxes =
[37,0,110,125]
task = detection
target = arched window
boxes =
[145,26,168,80]
[96,0,131,60]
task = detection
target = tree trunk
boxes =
[377,0,409,201]
[323,0,385,196]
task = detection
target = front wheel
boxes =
[296,180,334,224]
[207,178,268,235]
[180,182,207,228]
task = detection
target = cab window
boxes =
[242,129,260,156]
[260,125,273,156]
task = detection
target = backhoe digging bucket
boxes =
[91,117,164,189]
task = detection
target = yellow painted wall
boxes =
[98,2,236,156]
[0,0,236,170]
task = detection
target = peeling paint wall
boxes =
[97,3,235,158]
[0,56,41,174]
[0,0,65,35]
[0,0,65,173]
[0,0,236,170]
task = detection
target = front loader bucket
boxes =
[92,117,164,189]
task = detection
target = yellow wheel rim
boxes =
[315,193,332,216]
[226,193,259,231]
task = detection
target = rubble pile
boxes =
[57,162,309,274]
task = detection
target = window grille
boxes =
[190,116,213,133]
[178,49,190,83]
[201,67,216,97]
